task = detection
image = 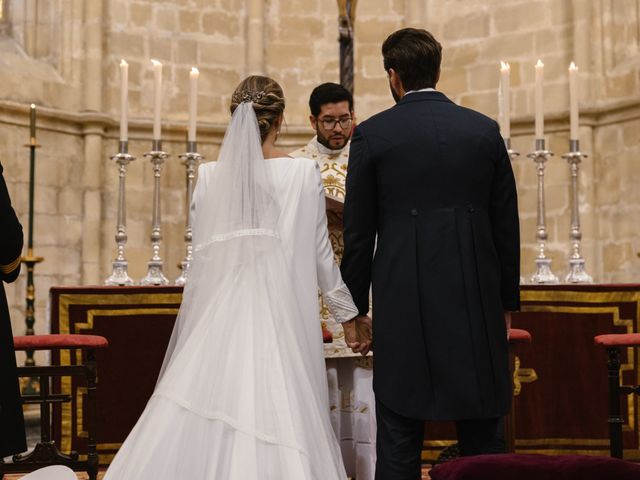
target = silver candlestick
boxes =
[528,138,558,284]
[562,139,592,283]
[505,138,525,285]
[175,141,202,286]
[505,138,519,161]
[140,139,170,285]
[106,141,136,286]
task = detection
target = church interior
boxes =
[1,0,640,479]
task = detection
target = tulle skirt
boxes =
[104,237,347,479]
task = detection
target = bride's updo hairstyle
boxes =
[230,76,285,144]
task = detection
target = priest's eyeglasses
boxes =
[319,117,352,130]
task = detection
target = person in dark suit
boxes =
[0,161,26,458]
[340,28,520,479]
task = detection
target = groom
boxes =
[341,28,520,478]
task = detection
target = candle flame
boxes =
[151,59,162,67]
[536,59,544,68]
[500,61,510,71]
[569,61,578,70]
[120,59,128,67]
[30,104,35,109]
[191,67,199,74]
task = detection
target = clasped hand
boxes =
[342,315,372,356]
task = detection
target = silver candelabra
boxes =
[562,139,592,283]
[105,141,136,286]
[505,138,525,285]
[140,139,170,285]
[528,139,559,284]
[175,141,202,286]
[505,138,519,160]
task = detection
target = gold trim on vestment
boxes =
[0,254,21,274]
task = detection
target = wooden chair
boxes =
[594,333,640,459]
[0,334,108,480]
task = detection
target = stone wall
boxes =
[0,0,638,352]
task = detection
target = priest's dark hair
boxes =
[382,28,442,91]
[309,83,354,117]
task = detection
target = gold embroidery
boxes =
[0,254,21,274]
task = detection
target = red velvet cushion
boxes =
[508,328,531,345]
[594,333,640,347]
[429,454,640,480]
[14,334,109,351]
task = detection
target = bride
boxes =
[103,76,371,479]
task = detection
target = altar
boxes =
[47,284,376,476]
[48,283,640,471]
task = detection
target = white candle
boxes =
[120,59,128,142]
[535,59,544,140]
[188,67,199,143]
[500,61,511,139]
[569,62,579,141]
[151,59,163,140]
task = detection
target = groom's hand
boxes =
[343,315,372,356]
[355,315,373,356]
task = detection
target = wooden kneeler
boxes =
[0,334,108,480]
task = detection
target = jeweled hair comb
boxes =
[233,90,266,103]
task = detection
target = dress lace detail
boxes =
[323,282,358,323]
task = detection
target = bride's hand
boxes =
[343,315,372,356]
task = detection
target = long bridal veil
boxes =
[104,102,346,479]
[157,101,281,383]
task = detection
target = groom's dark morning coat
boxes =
[341,91,520,421]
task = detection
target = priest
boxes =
[291,82,355,345]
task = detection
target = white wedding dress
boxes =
[104,103,358,480]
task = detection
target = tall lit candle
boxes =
[188,67,199,143]
[535,59,544,140]
[151,59,163,140]
[120,59,128,142]
[569,62,579,141]
[500,61,511,139]
[29,104,36,140]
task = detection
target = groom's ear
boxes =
[309,114,317,130]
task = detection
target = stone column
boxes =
[246,0,265,75]
[81,0,104,285]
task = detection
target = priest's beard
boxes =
[316,128,349,151]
